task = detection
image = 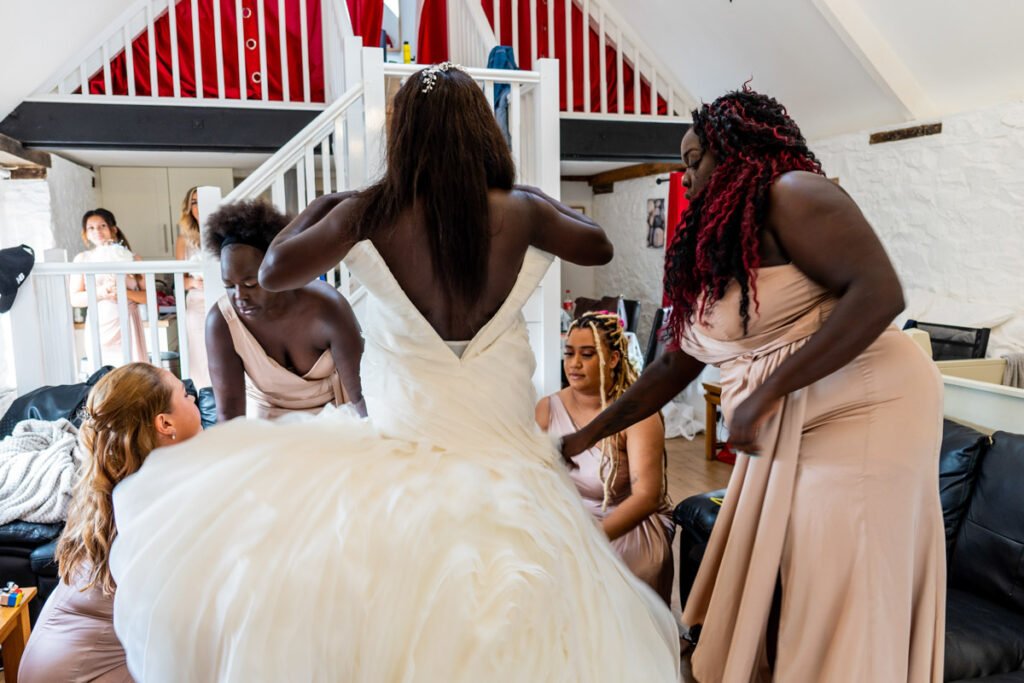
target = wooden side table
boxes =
[0,586,37,683]
[703,382,723,461]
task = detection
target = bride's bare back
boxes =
[258,64,611,340]
[260,185,612,341]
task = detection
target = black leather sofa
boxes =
[0,370,216,622]
[673,420,1024,682]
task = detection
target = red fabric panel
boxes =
[481,0,667,114]
[663,171,687,306]
[417,0,449,64]
[84,0,324,102]
[347,0,385,48]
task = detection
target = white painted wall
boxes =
[49,156,100,258]
[559,181,597,304]
[590,175,669,345]
[813,99,1024,357]
[0,157,97,396]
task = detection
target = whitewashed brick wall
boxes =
[591,175,669,345]
[812,100,1024,315]
[0,157,97,394]
[813,100,1024,357]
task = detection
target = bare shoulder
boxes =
[298,281,357,322]
[534,394,552,429]
[320,192,366,238]
[769,171,852,215]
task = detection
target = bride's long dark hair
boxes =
[353,66,516,305]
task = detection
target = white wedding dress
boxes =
[109,241,680,682]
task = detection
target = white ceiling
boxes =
[3,0,1024,143]
[560,160,632,176]
[53,149,271,173]
[604,0,1024,140]
[0,1,133,123]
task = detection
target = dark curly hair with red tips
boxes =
[664,87,824,340]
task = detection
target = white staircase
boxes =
[12,46,565,399]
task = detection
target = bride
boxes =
[110,63,680,682]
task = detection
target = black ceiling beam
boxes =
[560,118,690,162]
[0,102,320,153]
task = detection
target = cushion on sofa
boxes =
[0,367,112,437]
[938,420,990,551]
[673,489,726,606]
[945,588,1024,681]
[950,431,1024,614]
[30,538,58,577]
[0,521,63,546]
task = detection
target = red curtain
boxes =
[417,0,449,64]
[480,0,667,114]
[347,0,385,48]
[663,171,687,306]
[84,0,324,102]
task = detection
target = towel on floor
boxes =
[0,419,84,525]
[1003,353,1024,389]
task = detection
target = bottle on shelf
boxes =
[560,289,573,333]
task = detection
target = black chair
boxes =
[644,307,672,368]
[903,320,991,360]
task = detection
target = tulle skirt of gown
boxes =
[109,409,680,682]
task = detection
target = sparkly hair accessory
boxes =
[420,62,463,94]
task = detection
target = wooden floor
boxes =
[665,434,733,505]
[664,434,733,683]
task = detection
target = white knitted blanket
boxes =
[0,419,84,525]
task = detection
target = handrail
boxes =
[33,260,193,276]
[225,82,364,201]
[381,63,541,83]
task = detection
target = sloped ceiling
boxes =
[3,0,1024,141]
[0,0,136,122]
[603,0,1024,140]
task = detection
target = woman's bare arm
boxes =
[516,186,614,266]
[600,414,666,541]
[561,350,705,458]
[259,192,360,291]
[205,306,247,421]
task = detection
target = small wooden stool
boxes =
[0,586,37,683]
[703,382,723,461]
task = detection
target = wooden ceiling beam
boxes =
[0,133,50,168]
[587,162,683,188]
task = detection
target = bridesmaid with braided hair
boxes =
[536,310,674,604]
[562,86,945,682]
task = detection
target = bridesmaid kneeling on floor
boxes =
[21,364,202,683]
[537,310,675,603]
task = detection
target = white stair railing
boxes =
[11,252,199,393]
[11,52,564,398]
[448,0,500,68]
[31,0,346,108]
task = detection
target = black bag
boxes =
[0,367,114,438]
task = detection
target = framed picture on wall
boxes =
[646,198,666,248]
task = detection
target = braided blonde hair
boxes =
[568,311,640,509]
[56,363,173,595]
